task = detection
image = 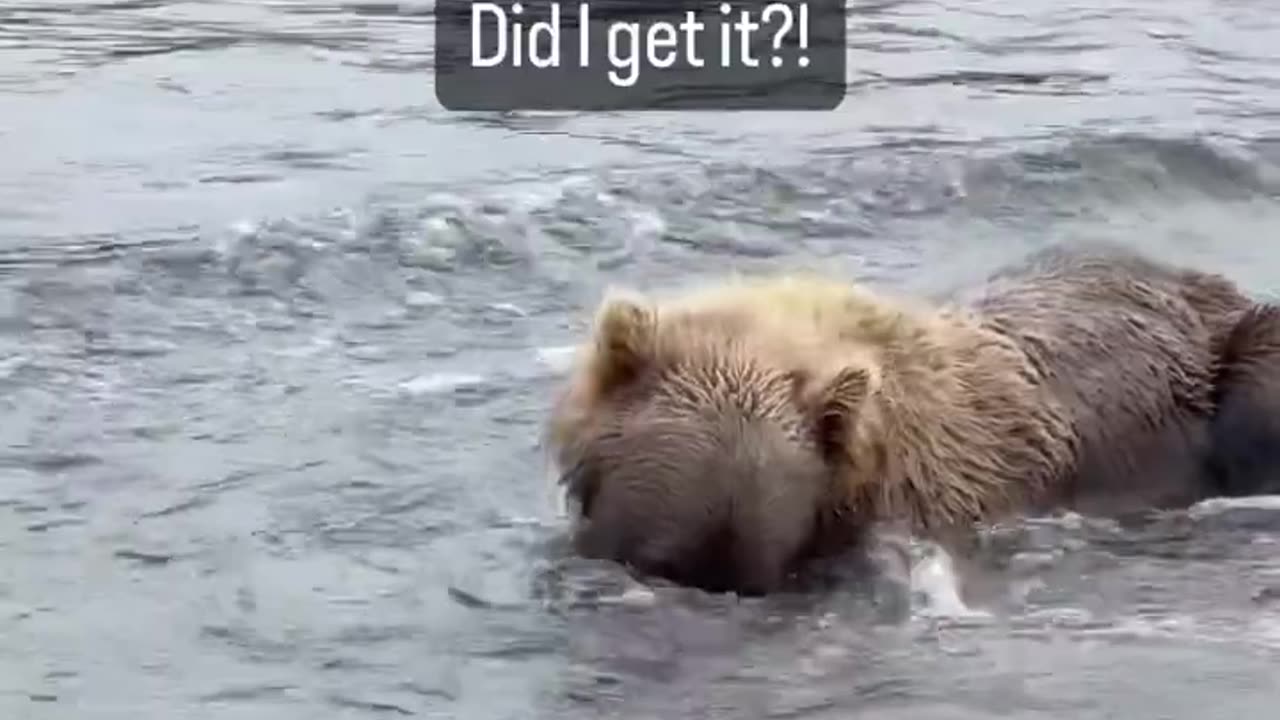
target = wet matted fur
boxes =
[1206,302,1280,497]
[546,242,1280,595]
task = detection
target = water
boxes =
[3,1,1280,718]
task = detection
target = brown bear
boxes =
[545,241,1279,596]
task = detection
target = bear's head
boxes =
[547,291,877,596]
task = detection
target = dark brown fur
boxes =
[955,243,1254,514]
[1206,302,1280,496]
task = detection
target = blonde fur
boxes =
[551,273,1077,537]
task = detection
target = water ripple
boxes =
[4,0,1280,718]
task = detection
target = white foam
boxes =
[1188,495,1280,518]
[403,291,444,309]
[617,585,657,608]
[862,526,991,621]
[535,345,577,373]
[0,355,27,379]
[627,208,667,238]
[398,372,485,396]
[1246,615,1280,651]
[908,541,991,620]
[487,302,527,318]
[1097,612,1280,652]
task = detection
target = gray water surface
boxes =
[3,1,1280,718]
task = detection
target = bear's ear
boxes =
[590,292,657,393]
[800,365,871,457]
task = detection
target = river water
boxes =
[3,1,1280,718]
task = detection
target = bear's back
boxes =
[955,243,1238,513]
